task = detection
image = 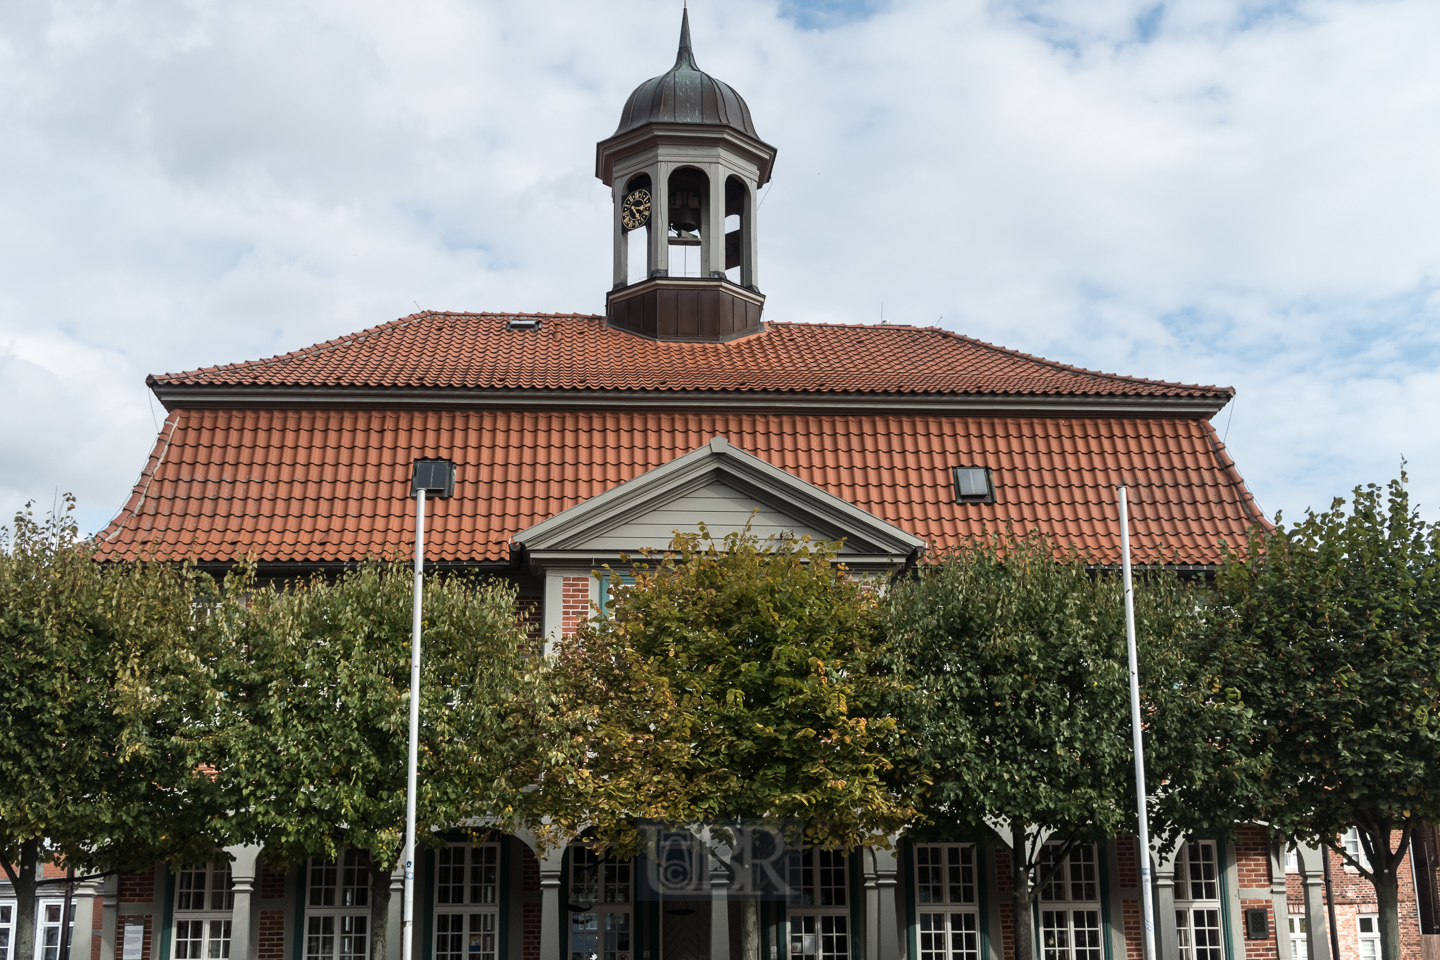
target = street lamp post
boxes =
[402,458,456,960]
[1118,485,1157,960]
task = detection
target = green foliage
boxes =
[1207,476,1440,960]
[0,497,230,960]
[215,560,549,870]
[538,528,919,855]
[884,532,1240,960]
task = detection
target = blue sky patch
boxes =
[779,0,885,31]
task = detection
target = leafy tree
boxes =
[538,529,920,960]
[0,498,230,960]
[1207,476,1440,960]
[884,532,1246,960]
[215,560,550,960]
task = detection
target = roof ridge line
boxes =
[928,327,1231,396]
[96,410,180,544]
[1203,420,1273,532]
[151,311,608,384]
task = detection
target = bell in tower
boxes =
[597,9,777,342]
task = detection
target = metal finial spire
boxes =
[676,6,697,69]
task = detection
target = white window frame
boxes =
[788,848,850,960]
[1037,844,1101,960]
[913,844,979,960]
[568,844,632,960]
[1357,915,1380,960]
[1284,847,1299,874]
[1287,915,1308,960]
[304,850,371,960]
[1342,830,1371,873]
[1,900,15,960]
[173,862,236,960]
[34,900,76,960]
[434,842,502,960]
[1173,841,1223,960]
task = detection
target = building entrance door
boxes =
[660,904,708,960]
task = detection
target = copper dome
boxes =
[613,10,759,139]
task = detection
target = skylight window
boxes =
[505,317,543,331]
[953,466,994,504]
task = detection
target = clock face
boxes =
[621,188,652,231]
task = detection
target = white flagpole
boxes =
[1119,485,1157,960]
[402,488,426,960]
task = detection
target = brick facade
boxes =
[1279,833,1426,960]
[520,843,540,893]
[260,861,287,900]
[258,909,287,960]
[119,870,155,903]
[560,576,591,636]
[522,902,542,960]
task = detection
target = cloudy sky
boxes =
[1,0,1437,538]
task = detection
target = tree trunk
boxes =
[371,861,393,960]
[1373,859,1402,960]
[1012,825,1035,960]
[743,897,759,960]
[8,838,41,960]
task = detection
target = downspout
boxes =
[1323,848,1342,960]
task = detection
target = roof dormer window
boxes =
[953,466,995,504]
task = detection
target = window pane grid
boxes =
[916,846,975,906]
[1175,843,1218,902]
[918,912,979,960]
[789,914,848,960]
[1040,846,1098,903]
[1176,909,1221,960]
[1041,910,1101,960]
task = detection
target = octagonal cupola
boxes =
[597,9,778,342]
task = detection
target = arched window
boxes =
[725,176,749,285]
[622,173,651,286]
[667,167,709,279]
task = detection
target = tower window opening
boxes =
[620,174,652,287]
[724,214,741,282]
[725,176,749,286]
[627,228,647,285]
[667,168,707,279]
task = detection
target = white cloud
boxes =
[0,0,1437,536]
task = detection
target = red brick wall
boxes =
[1241,899,1278,960]
[516,594,543,645]
[258,909,287,960]
[117,916,154,960]
[119,871,155,903]
[522,903,541,960]
[520,844,540,893]
[1121,899,1143,960]
[995,848,1014,893]
[1117,833,1139,888]
[1326,833,1423,960]
[560,577,591,635]
[1236,826,1273,888]
[260,861,288,900]
[998,902,1015,960]
[1281,831,1426,960]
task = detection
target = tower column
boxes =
[704,163,725,278]
[613,181,628,289]
[743,176,760,290]
[649,161,670,278]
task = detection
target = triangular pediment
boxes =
[514,437,925,567]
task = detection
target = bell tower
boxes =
[597,10,777,342]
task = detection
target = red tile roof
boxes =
[148,312,1232,401]
[95,409,1266,567]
